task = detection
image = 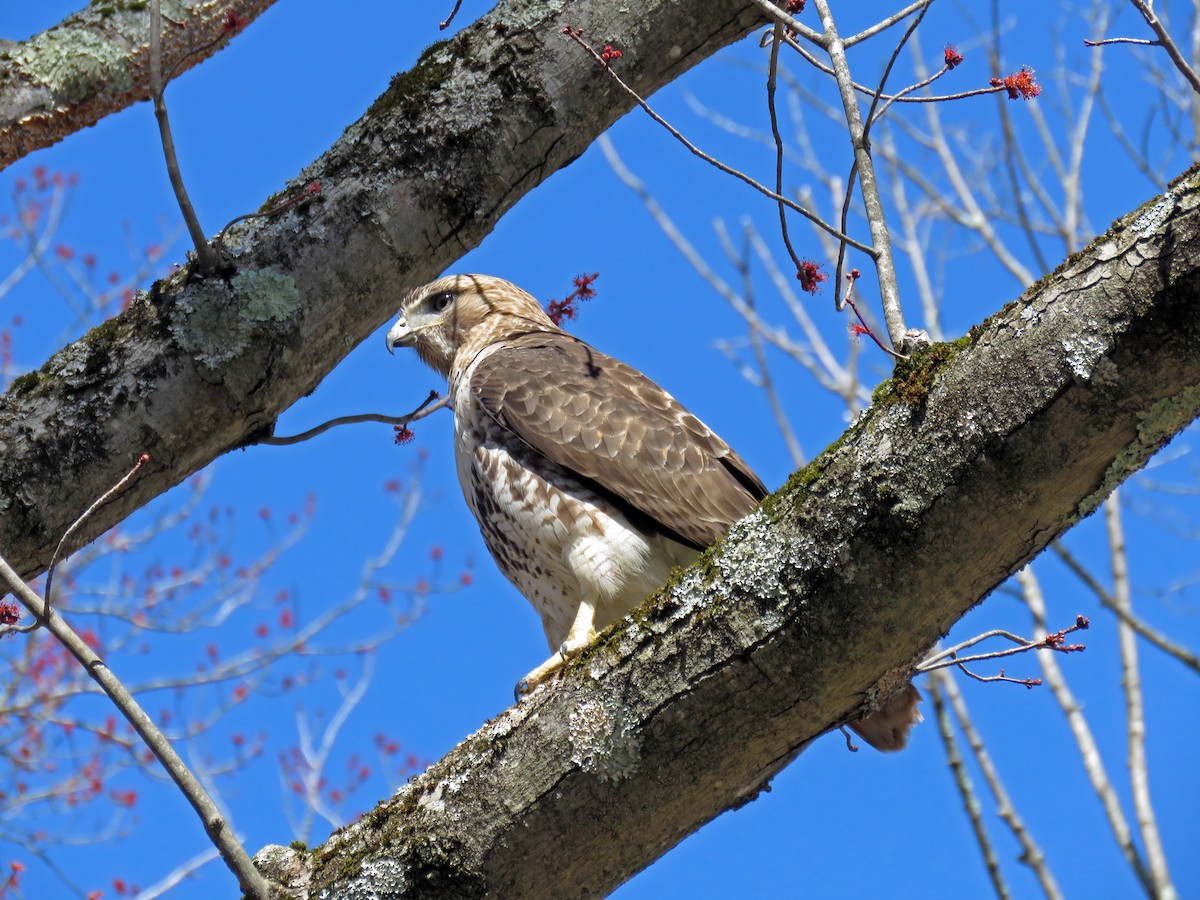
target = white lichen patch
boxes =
[568,694,641,783]
[1130,191,1178,238]
[233,268,300,322]
[1062,333,1108,381]
[719,510,792,605]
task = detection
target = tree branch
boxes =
[0,0,768,585]
[256,168,1200,897]
[0,0,278,171]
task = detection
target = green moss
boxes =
[872,340,965,406]
[366,38,456,122]
[8,371,39,396]
[88,0,150,10]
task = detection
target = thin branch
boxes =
[842,274,907,360]
[1019,566,1156,895]
[811,0,908,348]
[260,390,449,446]
[1084,36,1156,48]
[42,454,151,618]
[843,0,930,47]
[562,29,874,256]
[929,668,1064,898]
[927,671,1012,900]
[743,0,825,47]
[212,181,323,256]
[1126,0,1200,95]
[439,0,466,30]
[0,554,269,900]
[1105,494,1176,899]
[150,0,218,271]
[1050,540,1200,675]
[766,25,806,277]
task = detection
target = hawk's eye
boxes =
[430,291,455,312]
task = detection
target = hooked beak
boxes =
[385,318,414,355]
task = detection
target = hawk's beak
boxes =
[386,318,414,355]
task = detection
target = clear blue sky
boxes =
[2,2,1198,898]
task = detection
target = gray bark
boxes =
[0,0,766,582]
[0,0,279,171]
[253,170,1200,897]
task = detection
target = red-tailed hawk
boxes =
[386,274,919,751]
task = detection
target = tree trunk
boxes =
[253,170,1200,898]
[0,0,766,582]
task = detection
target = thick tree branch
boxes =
[255,170,1200,897]
[0,0,277,171]
[0,0,767,583]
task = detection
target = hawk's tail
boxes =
[848,683,923,752]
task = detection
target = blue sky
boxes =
[2,2,1198,898]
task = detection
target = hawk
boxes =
[386,274,919,751]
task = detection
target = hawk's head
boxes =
[386,274,557,377]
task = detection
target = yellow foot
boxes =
[514,638,589,700]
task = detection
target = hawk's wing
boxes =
[468,331,768,551]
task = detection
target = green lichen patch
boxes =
[169,279,250,367]
[14,28,130,103]
[232,268,300,322]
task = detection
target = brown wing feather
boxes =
[469,331,767,550]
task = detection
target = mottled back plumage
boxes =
[386,274,919,750]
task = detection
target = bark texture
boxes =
[252,170,1200,898]
[0,0,278,171]
[0,0,766,582]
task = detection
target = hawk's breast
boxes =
[451,358,693,650]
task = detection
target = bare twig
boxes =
[811,0,907,348]
[212,181,322,256]
[38,454,152,625]
[1084,36,1156,48]
[744,0,824,46]
[0,554,269,900]
[1125,0,1200,96]
[1105,494,1176,898]
[842,273,907,360]
[1019,566,1156,895]
[562,29,874,255]
[929,668,1064,898]
[919,617,1088,676]
[149,0,218,271]
[261,389,449,446]
[927,671,1011,899]
[1050,540,1200,675]
[765,25,806,277]
[439,0,465,30]
[843,1,930,47]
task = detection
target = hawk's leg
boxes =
[515,593,598,699]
